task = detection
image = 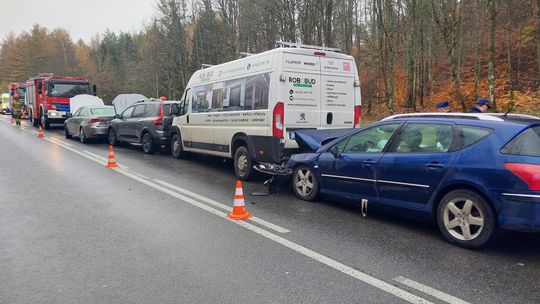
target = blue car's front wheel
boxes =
[292,165,319,201]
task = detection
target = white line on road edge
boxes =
[393,276,470,304]
[155,179,290,234]
[48,137,73,147]
[114,170,431,304]
[36,128,434,304]
[82,150,129,170]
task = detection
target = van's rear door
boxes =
[320,57,355,128]
[282,53,322,139]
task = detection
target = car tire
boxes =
[437,189,497,249]
[65,126,72,139]
[41,113,49,130]
[170,134,185,159]
[31,111,39,127]
[292,165,319,201]
[234,146,253,181]
[108,128,118,146]
[141,132,156,154]
[79,128,88,144]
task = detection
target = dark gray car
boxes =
[107,101,176,154]
[64,106,116,143]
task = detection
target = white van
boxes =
[170,42,362,180]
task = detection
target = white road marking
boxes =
[155,179,290,234]
[394,276,470,304]
[115,170,431,304]
[82,150,129,169]
[49,137,73,147]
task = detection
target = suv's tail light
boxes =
[354,105,361,128]
[153,105,164,125]
[273,102,284,137]
[505,163,540,191]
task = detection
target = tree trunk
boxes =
[487,0,497,110]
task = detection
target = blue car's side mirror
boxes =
[330,145,341,158]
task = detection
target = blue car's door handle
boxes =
[362,160,376,166]
[425,162,445,169]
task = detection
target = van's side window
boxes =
[191,72,271,113]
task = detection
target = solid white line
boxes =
[49,137,73,147]
[30,130,38,134]
[154,179,290,234]
[83,150,108,162]
[114,171,430,304]
[394,276,470,304]
[33,127,435,303]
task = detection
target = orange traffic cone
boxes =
[227,180,252,220]
[106,145,119,168]
[37,125,44,138]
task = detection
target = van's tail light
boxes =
[273,102,284,137]
[153,105,164,125]
[354,105,362,128]
[505,163,540,191]
[314,51,326,56]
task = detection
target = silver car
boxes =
[64,106,116,143]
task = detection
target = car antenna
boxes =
[502,102,516,117]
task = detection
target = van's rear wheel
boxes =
[234,146,253,181]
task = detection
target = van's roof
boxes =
[193,47,353,74]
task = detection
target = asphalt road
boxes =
[1,116,539,304]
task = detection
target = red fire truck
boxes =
[26,73,96,128]
[8,82,27,118]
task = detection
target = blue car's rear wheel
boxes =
[292,165,319,201]
[437,189,497,249]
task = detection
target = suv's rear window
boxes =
[502,126,540,157]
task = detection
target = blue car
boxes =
[288,113,540,248]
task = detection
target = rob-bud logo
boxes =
[343,62,351,72]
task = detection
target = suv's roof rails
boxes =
[239,52,253,58]
[382,112,505,122]
[275,41,341,53]
[201,64,214,69]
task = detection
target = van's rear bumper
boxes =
[247,135,284,164]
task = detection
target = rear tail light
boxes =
[273,102,284,137]
[505,163,540,191]
[314,51,326,56]
[88,118,103,124]
[354,105,362,128]
[153,105,164,125]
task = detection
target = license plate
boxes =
[288,131,295,140]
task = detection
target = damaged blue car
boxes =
[283,113,540,249]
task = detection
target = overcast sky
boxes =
[1,0,156,42]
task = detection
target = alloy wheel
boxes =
[443,197,485,241]
[295,168,314,197]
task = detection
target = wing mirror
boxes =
[330,145,341,158]
[65,113,73,118]
[114,114,121,119]
[171,103,180,116]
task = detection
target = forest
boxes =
[1,0,539,119]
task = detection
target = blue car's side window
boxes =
[340,124,401,154]
[390,123,454,153]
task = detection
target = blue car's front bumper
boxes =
[497,193,540,232]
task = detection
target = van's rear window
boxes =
[502,126,540,157]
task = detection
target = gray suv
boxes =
[108,100,176,154]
